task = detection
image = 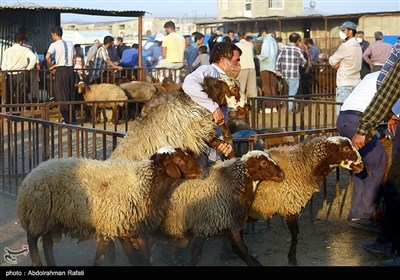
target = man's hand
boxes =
[352,133,366,150]
[333,63,340,70]
[213,107,225,126]
[387,115,400,136]
[216,142,233,157]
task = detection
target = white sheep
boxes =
[109,76,248,161]
[248,136,364,265]
[16,146,203,266]
[77,82,128,124]
[155,150,284,266]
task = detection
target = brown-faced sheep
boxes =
[77,82,128,124]
[248,136,364,265]
[16,146,203,266]
[157,150,284,266]
[109,76,248,161]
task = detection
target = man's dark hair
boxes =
[356,31,365,35]
[132,43,139,49]
[289,33,301,43]
[237,31,245,38]
[184,35,191,40]
[210,42,242,64]
[74,44,81,48]
[199,45,208,54]
[222,36,232,43]
[51,26,63,37]
[164,21,175,30]
[227,29,235,34]
[194,32,204,42]
[103,36,114,45]
[116,37,123,42]
[245,36,253,42]
[258,26,268,36]
[14,32,26,43]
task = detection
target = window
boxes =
[268,0,283,9]
[245,0,251,11]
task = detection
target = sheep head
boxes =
[201,77,248,113]
[150,146,203,180]
[241,150,284,184]
[314,136,364,176]
[77,81,90,95]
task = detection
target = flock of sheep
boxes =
[16,77,365,266]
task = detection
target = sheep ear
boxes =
[162,156,182,179]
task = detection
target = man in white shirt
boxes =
[235,31,257,98]
[182,42,242,166]
[337,71,400,232]
[329,21,362,116]
[1,32,37,106]
[45,26,75,124]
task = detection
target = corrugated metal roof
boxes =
[0,4,146,17]
[196,10,400,25]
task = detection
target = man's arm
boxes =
[352,60,400,149]
[26,49,37,70]
[182,68,219,114]
[328,44,345,67]
[362,46,372,66]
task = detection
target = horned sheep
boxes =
[155,150,284,266]
[248,136,365,265]
[16,146,203,266]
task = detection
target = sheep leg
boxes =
[27,232,42,266]
[189,237,206,266]
[118,237,149,265]
[229,230,262,266]
[42,232,56,266]
[286,214,299,265]
[219,123,233,144]
[101,108,107,124]
[135,237,152,266]
[93,238,110,266]
[106,239,116,264]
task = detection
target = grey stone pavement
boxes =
[0,194,245,268]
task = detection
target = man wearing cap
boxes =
[329,21,362,116]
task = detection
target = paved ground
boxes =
[0,187,384,269]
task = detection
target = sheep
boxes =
[248,136,365,265]
[118,81,162,120]
[16,146,203,266]
[109,76,248,161]
[156,149,284,266]
[77,82,128,125]
[119,81,159,100]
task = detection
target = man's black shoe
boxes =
[347,219,381,233]
[362,241,394,258]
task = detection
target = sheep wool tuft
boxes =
[109,90,216,160]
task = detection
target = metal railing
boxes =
[248,96,340,131]
[0,113,124,196]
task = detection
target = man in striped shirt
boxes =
[90,36,122,83]
[275,32,306,112]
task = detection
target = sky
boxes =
[2,0,400,22]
